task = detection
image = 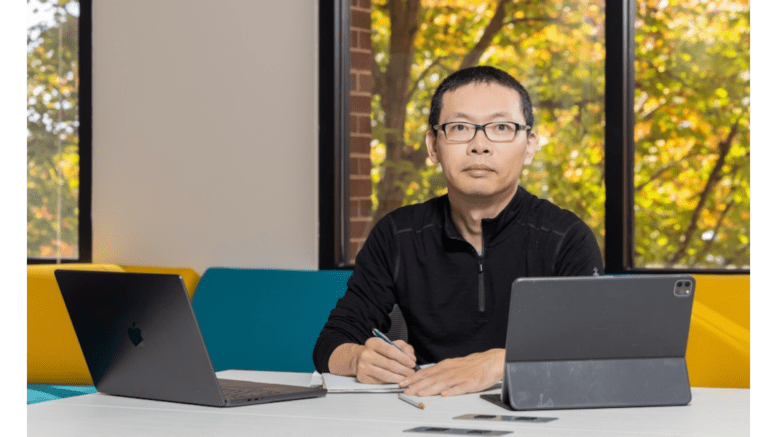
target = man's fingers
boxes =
[357,359,409,384]
[404,370,489,397]
[393,340,416,359]
[401,358,487,396]
[402,367,448,395]
[365,337,417,369]
[357,342,416,384]
[375,358,416,378]
[400,350,505,397]
[440,382,471,397]
[361,348,415,378]
[400,359,448,387]
[355,337,424,386]
[407,376,458,397]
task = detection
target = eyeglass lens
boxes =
[444,123,517,142]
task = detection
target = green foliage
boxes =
[27,0,81,259]
[633,0,750,268]
[370,0,606,256]
[368,0,749,269]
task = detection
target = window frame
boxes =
[27,0,92,265]
[320,0,748,274]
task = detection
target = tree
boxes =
[632,0,750,268]
[369,0,607,254]
[367,0,749,269]
[27,0,81,259]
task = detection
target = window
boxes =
[632,0,750,269]
[319,0,750,273]
[27,0,91,263]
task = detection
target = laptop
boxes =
[483,274,695,411]
[54,270,327,407]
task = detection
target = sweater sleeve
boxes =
[552,217,605,277]
[312,215,399,373]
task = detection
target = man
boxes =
[313,66,603,397]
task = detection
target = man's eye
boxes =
[451,124,469,131]
[494,124,510,131]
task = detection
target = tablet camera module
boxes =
[674,280,693,297]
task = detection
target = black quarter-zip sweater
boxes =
[313,186,604,373]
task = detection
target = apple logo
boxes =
[128,322,144,346]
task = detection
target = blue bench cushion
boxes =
[28,384,97,404]
[192,268,351,373]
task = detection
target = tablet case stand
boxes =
[495,357,691,410]
[488,275,695,411]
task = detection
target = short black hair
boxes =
[428,66,534,131]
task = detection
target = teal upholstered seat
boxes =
[27,384,97,404]
[191,268,352,373]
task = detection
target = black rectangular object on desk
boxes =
[454,414,556,423]
[499,275,695,410]
[54,270,327,407]
[404,427,512,435]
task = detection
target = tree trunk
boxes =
[372,0,422,224]
[372,0,512,225]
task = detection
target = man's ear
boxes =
[426,130,440,164]
[523,129,538,165]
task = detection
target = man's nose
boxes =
[469,127,492,154]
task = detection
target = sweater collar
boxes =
[442,186,528,245]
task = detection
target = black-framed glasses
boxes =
[433,121,532,143]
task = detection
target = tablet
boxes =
[493,275,694,410]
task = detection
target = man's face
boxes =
[425,82,538,200]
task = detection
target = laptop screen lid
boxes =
[55,270,227,406]
[498,274,695,410]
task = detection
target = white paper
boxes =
[309,364,434,393]
[322,373,404,393]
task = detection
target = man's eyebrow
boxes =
[446,111,513,120]
[448,112,473,120]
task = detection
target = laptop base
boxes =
[219,379,326,407]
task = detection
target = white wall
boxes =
[92,1,319,274]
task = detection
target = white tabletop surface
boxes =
[28,370,749,436]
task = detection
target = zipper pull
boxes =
[478,258,485,312]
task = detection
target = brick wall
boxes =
[348,0,373,264]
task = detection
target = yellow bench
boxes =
[28,266,748,388]
[27,264,200,384]
[687,274,749,388]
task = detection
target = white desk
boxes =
[28,370,749,436]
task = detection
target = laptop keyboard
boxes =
[218,378,310,399]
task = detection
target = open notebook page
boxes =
[309,364,435,393]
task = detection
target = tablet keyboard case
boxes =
[501,275,695,410]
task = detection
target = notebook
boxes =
[309,364,435,393]
[54,270,327,407]
[483,274,695,411]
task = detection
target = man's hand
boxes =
[398,348,505,397]
[329,338,418,384]
[355,337,418,384]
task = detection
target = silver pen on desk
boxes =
[398,393,426,410]
[372,328,422,371]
